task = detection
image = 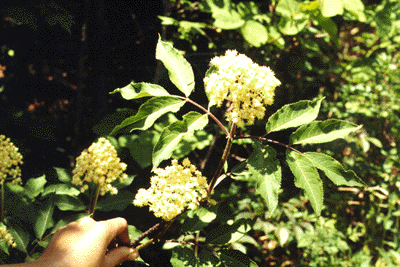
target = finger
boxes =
[101,217,130,244]
[103,247,139,267]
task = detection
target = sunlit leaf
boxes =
[265,98,323,133]
[206,0,245,29]
[152,112,208,169]
[303,152,365,186]
[318,0,344,17]
[109,96,185,135]
[24,175,47,199]
[289,119,362,145]
[156,36,195,97]
[54,167,72,183]
[241,20,268,47]
[286,151,323,215]
[110,82,170,99]
[343,0,366,22]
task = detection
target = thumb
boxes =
[103,246,139,267]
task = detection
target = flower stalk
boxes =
[207,123,236,195]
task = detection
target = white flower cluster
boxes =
[204,50,281,127]
[0,225,16,248]
[133,158,208,221]
[0,135,23,185]
[72,138,128,196]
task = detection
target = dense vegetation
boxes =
[0,0,399,266]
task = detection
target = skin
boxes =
[4,217,139,267]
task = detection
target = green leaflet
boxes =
[50,214,90,234]
[8,224,30,253]
[41,184,80,197]
[240,20,268,47]
[156,36,195,97]
[199,250,222,267]
[247,141,281,214]
[289,119,362,145]
[276,0,308,35]
[54,195,86,211]
[286,151,323,215]
[34,197,55,239]
[110,82,170,99]
[319,0,344,17]
[182,206,217,234]
[206,0,245,30]
[319,0,366,22]
[265,98,323,133]
[109,96,185,136]
[303,152,366,187]
[24,175,46,199]
[96,191,135,212]
[152,112,208,169]
[206,219,252,245]
[218,250,259,267]
[170,247,198,267]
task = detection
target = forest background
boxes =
[0,0,400,266]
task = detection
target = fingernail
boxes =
[128,248,139,260]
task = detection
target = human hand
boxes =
[35,216,139,267]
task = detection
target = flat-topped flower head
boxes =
[133,158,208,221]
[204,50,281,127]
[0,135,23,185]
[72,138,128,196]
[0,224,16,248]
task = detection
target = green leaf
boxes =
[110,82,170,99]
[0,239,10,255]
[55,195,86,211]
[42,184,80,197]
[156,36,195,97]
[8,224,30,253]
[314,12,339,47]
[170,247,198,267]
[303,152,365,186]
[109,96,185,135]
[276,0,308,35]
[343,0,366,22]
[241,20,268,47]
[218,250,258,267]
[182,206,217,233]
[247,141,281,214]
[206,219,252,245]
[50,214,90,234]
[318,0,344,17]
[152,112,208,169]
[286,151,323,215]
[206,0,245,29]
[96,191,135,212]
[24,175,47,199]
[289,119,362,145]
[34,197,55,239]
[199,250,222,267]
[54,167,72,183]
[265,98,323,133]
